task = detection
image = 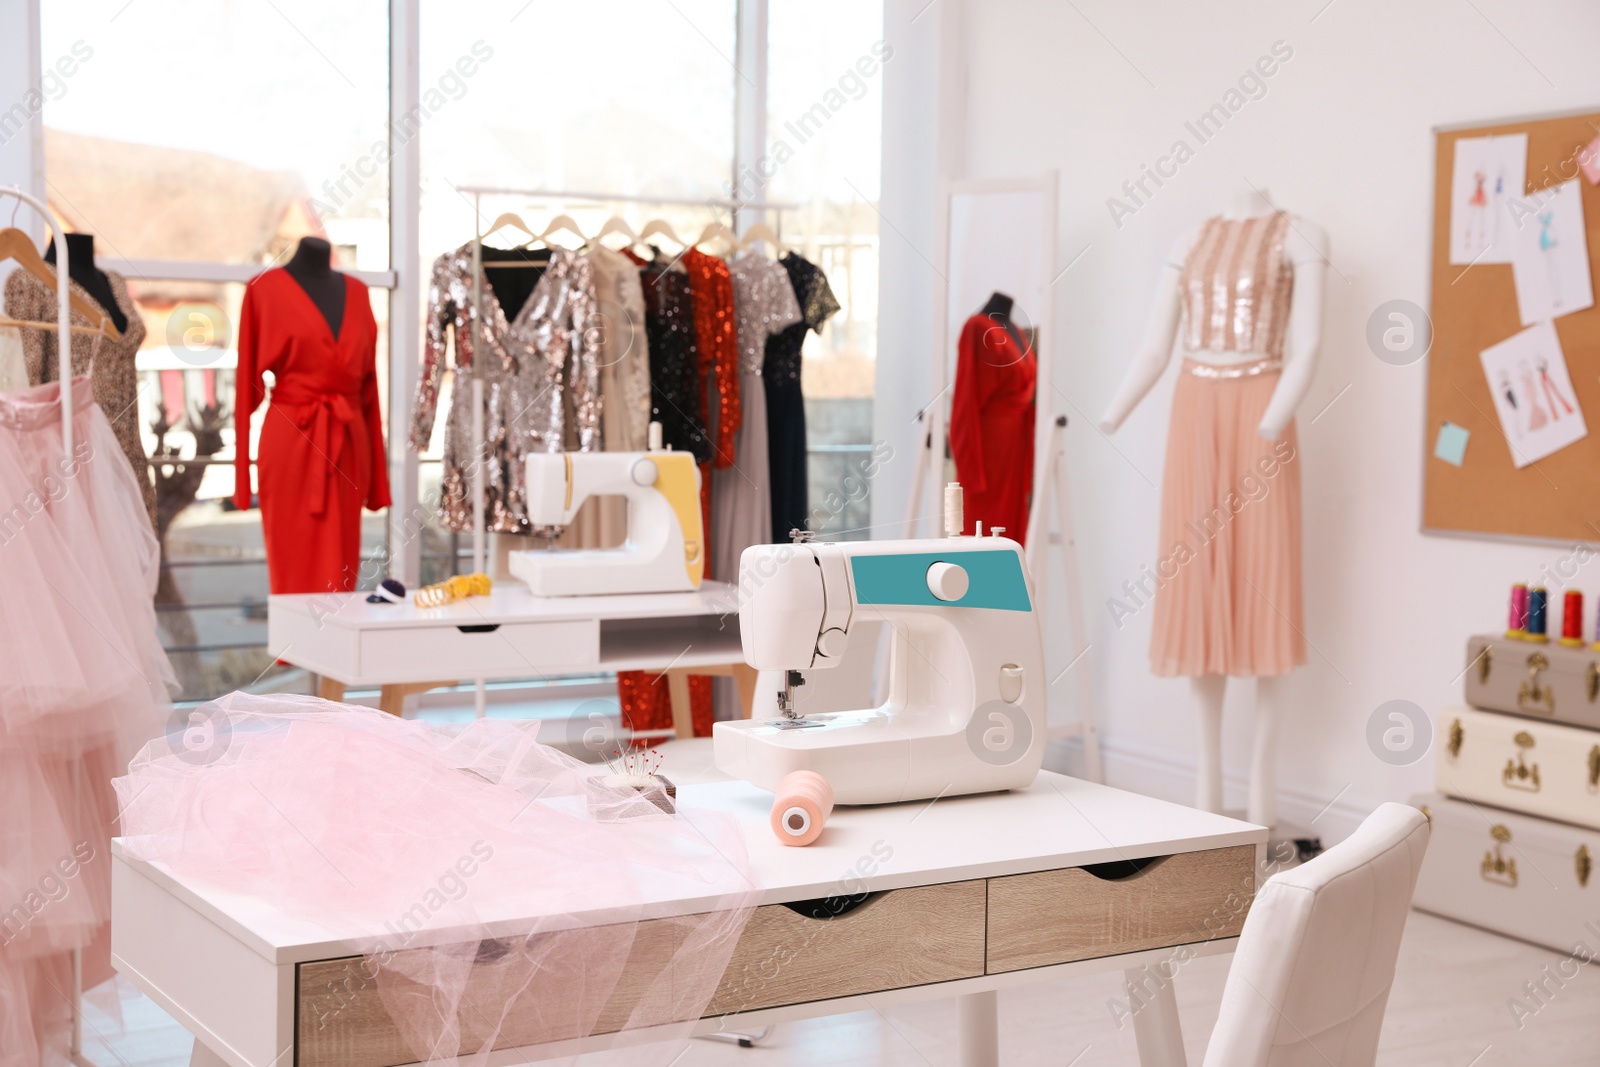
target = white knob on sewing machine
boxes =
[630,458,659,486]
[925,561,969,602]
[817,628,848,659]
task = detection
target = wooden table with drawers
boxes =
[112,770,1265,1067]
[266,582,757,737]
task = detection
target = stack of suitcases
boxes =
[1412,629,1600,951]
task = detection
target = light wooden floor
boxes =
[83,909,1599,1066]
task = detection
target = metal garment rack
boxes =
[446,185,800,718]
[0,185,100,1067]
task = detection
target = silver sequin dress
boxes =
[409,243,600,533]
[713,255,802,582]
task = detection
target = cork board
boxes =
[1424,110,1600,543]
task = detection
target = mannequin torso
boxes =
[283,237,346,339]
[44,233,128,334]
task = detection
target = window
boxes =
[40,0,392,700]
[766,0,884,539]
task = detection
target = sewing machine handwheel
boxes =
[771,770,833,847]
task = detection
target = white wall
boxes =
[880,0,1600,836]
[0,0,44,237]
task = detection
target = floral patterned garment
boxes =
[409,242,599,533]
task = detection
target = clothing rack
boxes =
[0,185,96,1066]
[450,186,802,720]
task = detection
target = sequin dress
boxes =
[409,243,600,533]
[765,253,839,541]
[714,255,799,581]
[5,267,155,526]
[636,252,709,462]
[1152,211,1305,678]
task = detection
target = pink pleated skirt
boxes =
[1150,360,1305,677]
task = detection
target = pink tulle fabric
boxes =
[114,693,758,1065]
[0,379,174,1067]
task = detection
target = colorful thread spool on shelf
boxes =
[770,770,833,847]
[1560,590,1586,647]
[1525,586,1550,643]
[1507,583,1529,639]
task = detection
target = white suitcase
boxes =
[1435,706,1600,831]
[1410,792,1600,954]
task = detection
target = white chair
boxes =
[1196,802,1430,1066]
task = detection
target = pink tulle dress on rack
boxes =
[0,379,174,1067]
[114,693,759,1066]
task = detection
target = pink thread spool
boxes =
[1507,583,1529,639]
[770,770,833,847]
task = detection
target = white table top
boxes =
[269,581,741,631]
[112,770,1263,967]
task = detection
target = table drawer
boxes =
[706,880,987,1015]
[355,619,599,682]
[986,844,1256,973]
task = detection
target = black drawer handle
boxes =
[1082,856,1167,881]
[456,624,500,634]
[781,890,883,920]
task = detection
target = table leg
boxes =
[666,669,694,739]
[729,662,759,718]
[377,681,456,718]
[189,1039,228,1067]
[956,989,998,1067]
[1126,967,1188,1067]
[316,676,345,703]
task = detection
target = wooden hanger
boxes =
[692,221,742,251]
[482,212,537,246]
[593,215,639,247]
[538,214,588,246]
[740,223,785,256]
[638,218,689,249]
[0,227,121,340]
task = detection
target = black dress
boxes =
[764,253,840,542]
[637,255,710,463]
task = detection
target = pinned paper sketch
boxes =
[1479,322,1587,467]
[1509,179,1594,324]
[1581,132,1600,184]
[1450,133,1526,265]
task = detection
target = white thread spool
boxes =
[944,482,964,538]
[648,420,663,451]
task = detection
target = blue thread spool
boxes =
[1525,586,1550,643]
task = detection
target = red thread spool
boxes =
[770,770,833,847]
[1561,590,1585,647]
[1507,583,1529,639]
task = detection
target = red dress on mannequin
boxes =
[950,313,1036,544]
[233,269,391,594]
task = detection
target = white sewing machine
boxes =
[509,441,704,597]
[713,535,1047,809]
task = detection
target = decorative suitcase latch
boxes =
[1502,731,1542,792]
[1589,745,1600,794]
[1482,824,1518,888]
[1518,652,1555,716]
[1589,661,1600,703]
[1474,643,1492,684]
[1578,844,1593,889]
[1447,718,1464,759]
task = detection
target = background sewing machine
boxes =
[714,534,1047,824]
[511,433,704,597]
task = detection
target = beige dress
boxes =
[1150,212,1305,678]
[4,267,154,526]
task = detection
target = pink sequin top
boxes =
[1178,211,1294,360]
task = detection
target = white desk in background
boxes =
[267,581,755,737]
[112,769,1265,1067]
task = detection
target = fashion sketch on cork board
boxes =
[1509,178,1594,324]
[1449,132,1526,265]
[1479,321,1586,468]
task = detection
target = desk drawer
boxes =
[706,880,987,1015]
[355,619,599,682]
[986,844,1255,973]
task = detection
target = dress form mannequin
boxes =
[1099,186,1327,828]
[979,290,1029,351]
[44,232,128,333]
[283,237,346,338]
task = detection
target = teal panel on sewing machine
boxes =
[849,550,1032,612]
